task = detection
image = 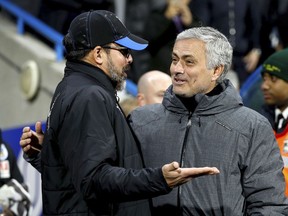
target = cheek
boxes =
[276,88,288,100]
[271,82,288,98]
[191,72,210,86]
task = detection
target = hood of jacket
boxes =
[163,79,243,116]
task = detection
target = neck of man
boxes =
[176,83,223,112]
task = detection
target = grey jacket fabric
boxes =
[129,79,288,215]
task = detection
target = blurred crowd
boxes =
[8,0,288,88]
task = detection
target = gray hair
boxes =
[176,27,233,83]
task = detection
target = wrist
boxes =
[252,48,262,55]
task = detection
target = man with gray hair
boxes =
[129,26,288,215]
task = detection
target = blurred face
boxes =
[261,73,288,111]
[170,39,219,97]
[144,78,172,104]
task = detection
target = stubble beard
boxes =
[107,56,129,91]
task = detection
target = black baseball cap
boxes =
[67,10,148,51]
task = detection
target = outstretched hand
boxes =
[162,162,220,188]
[19,121,44,157]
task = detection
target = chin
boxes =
[173,90,187,97]
[173,86,186,95]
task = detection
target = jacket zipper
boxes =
[177,113,193,212]
[180,115,192,167]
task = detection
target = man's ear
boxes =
[212,65,224,81]
[93,46,104,64]
[137,93,145,107]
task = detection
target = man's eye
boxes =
[271,75,278,82]
[172,58,178,63]
[186,60,195,65]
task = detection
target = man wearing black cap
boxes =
[19,10,219,216]
[260,48,288,197]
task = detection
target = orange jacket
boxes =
[275,125,288,196]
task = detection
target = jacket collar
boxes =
[163,79,243,116]
[65,60,117,98]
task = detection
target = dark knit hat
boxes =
[67,10,148,51]
[261,49,288,81]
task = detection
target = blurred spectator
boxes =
[142,0,200,76]
[120,97,138,117]
[259,48,288,196]
[0,129,23,187]
[137,70,172,106]
[38,0,114,34]
[257,0,279,64]
[7,0,115,48]
[120,70,172,116]
[0,129,31,215]
[125,0,201,83]
[277,0,288,50]
[124,0,152,83]
[193,0,262,85]
[257,0,288,64]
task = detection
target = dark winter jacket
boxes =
[41,60,171,216]
[129,80,288,215]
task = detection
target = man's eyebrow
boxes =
[182,54,194,58]
[181,54,197,62]
[172,52,194,58]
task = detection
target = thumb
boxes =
[172,161,179,169]
[166,161,179,171]
[35,121,43,134]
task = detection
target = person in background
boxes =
[260,48,288,196]
[19,10,219,216]
[143,0,200,75]
[129,26,288,215]
[119,97,139,117]
[121,70,172,116]
[37,0,114,35]
[137,70,172,106]
[0,129,23,187]
[192,0,262,86]
[0,129,31,216]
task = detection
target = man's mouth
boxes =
[173,77,186,85]
[262,92,272,100]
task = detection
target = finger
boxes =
[164,161,180,172]
[20,131,32,140]
[181,167,220,178]
[172,161,179,169]
[22,126,31,133]
[19,138,31,147]
[23,145,31,153]
[35,121,43,134]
